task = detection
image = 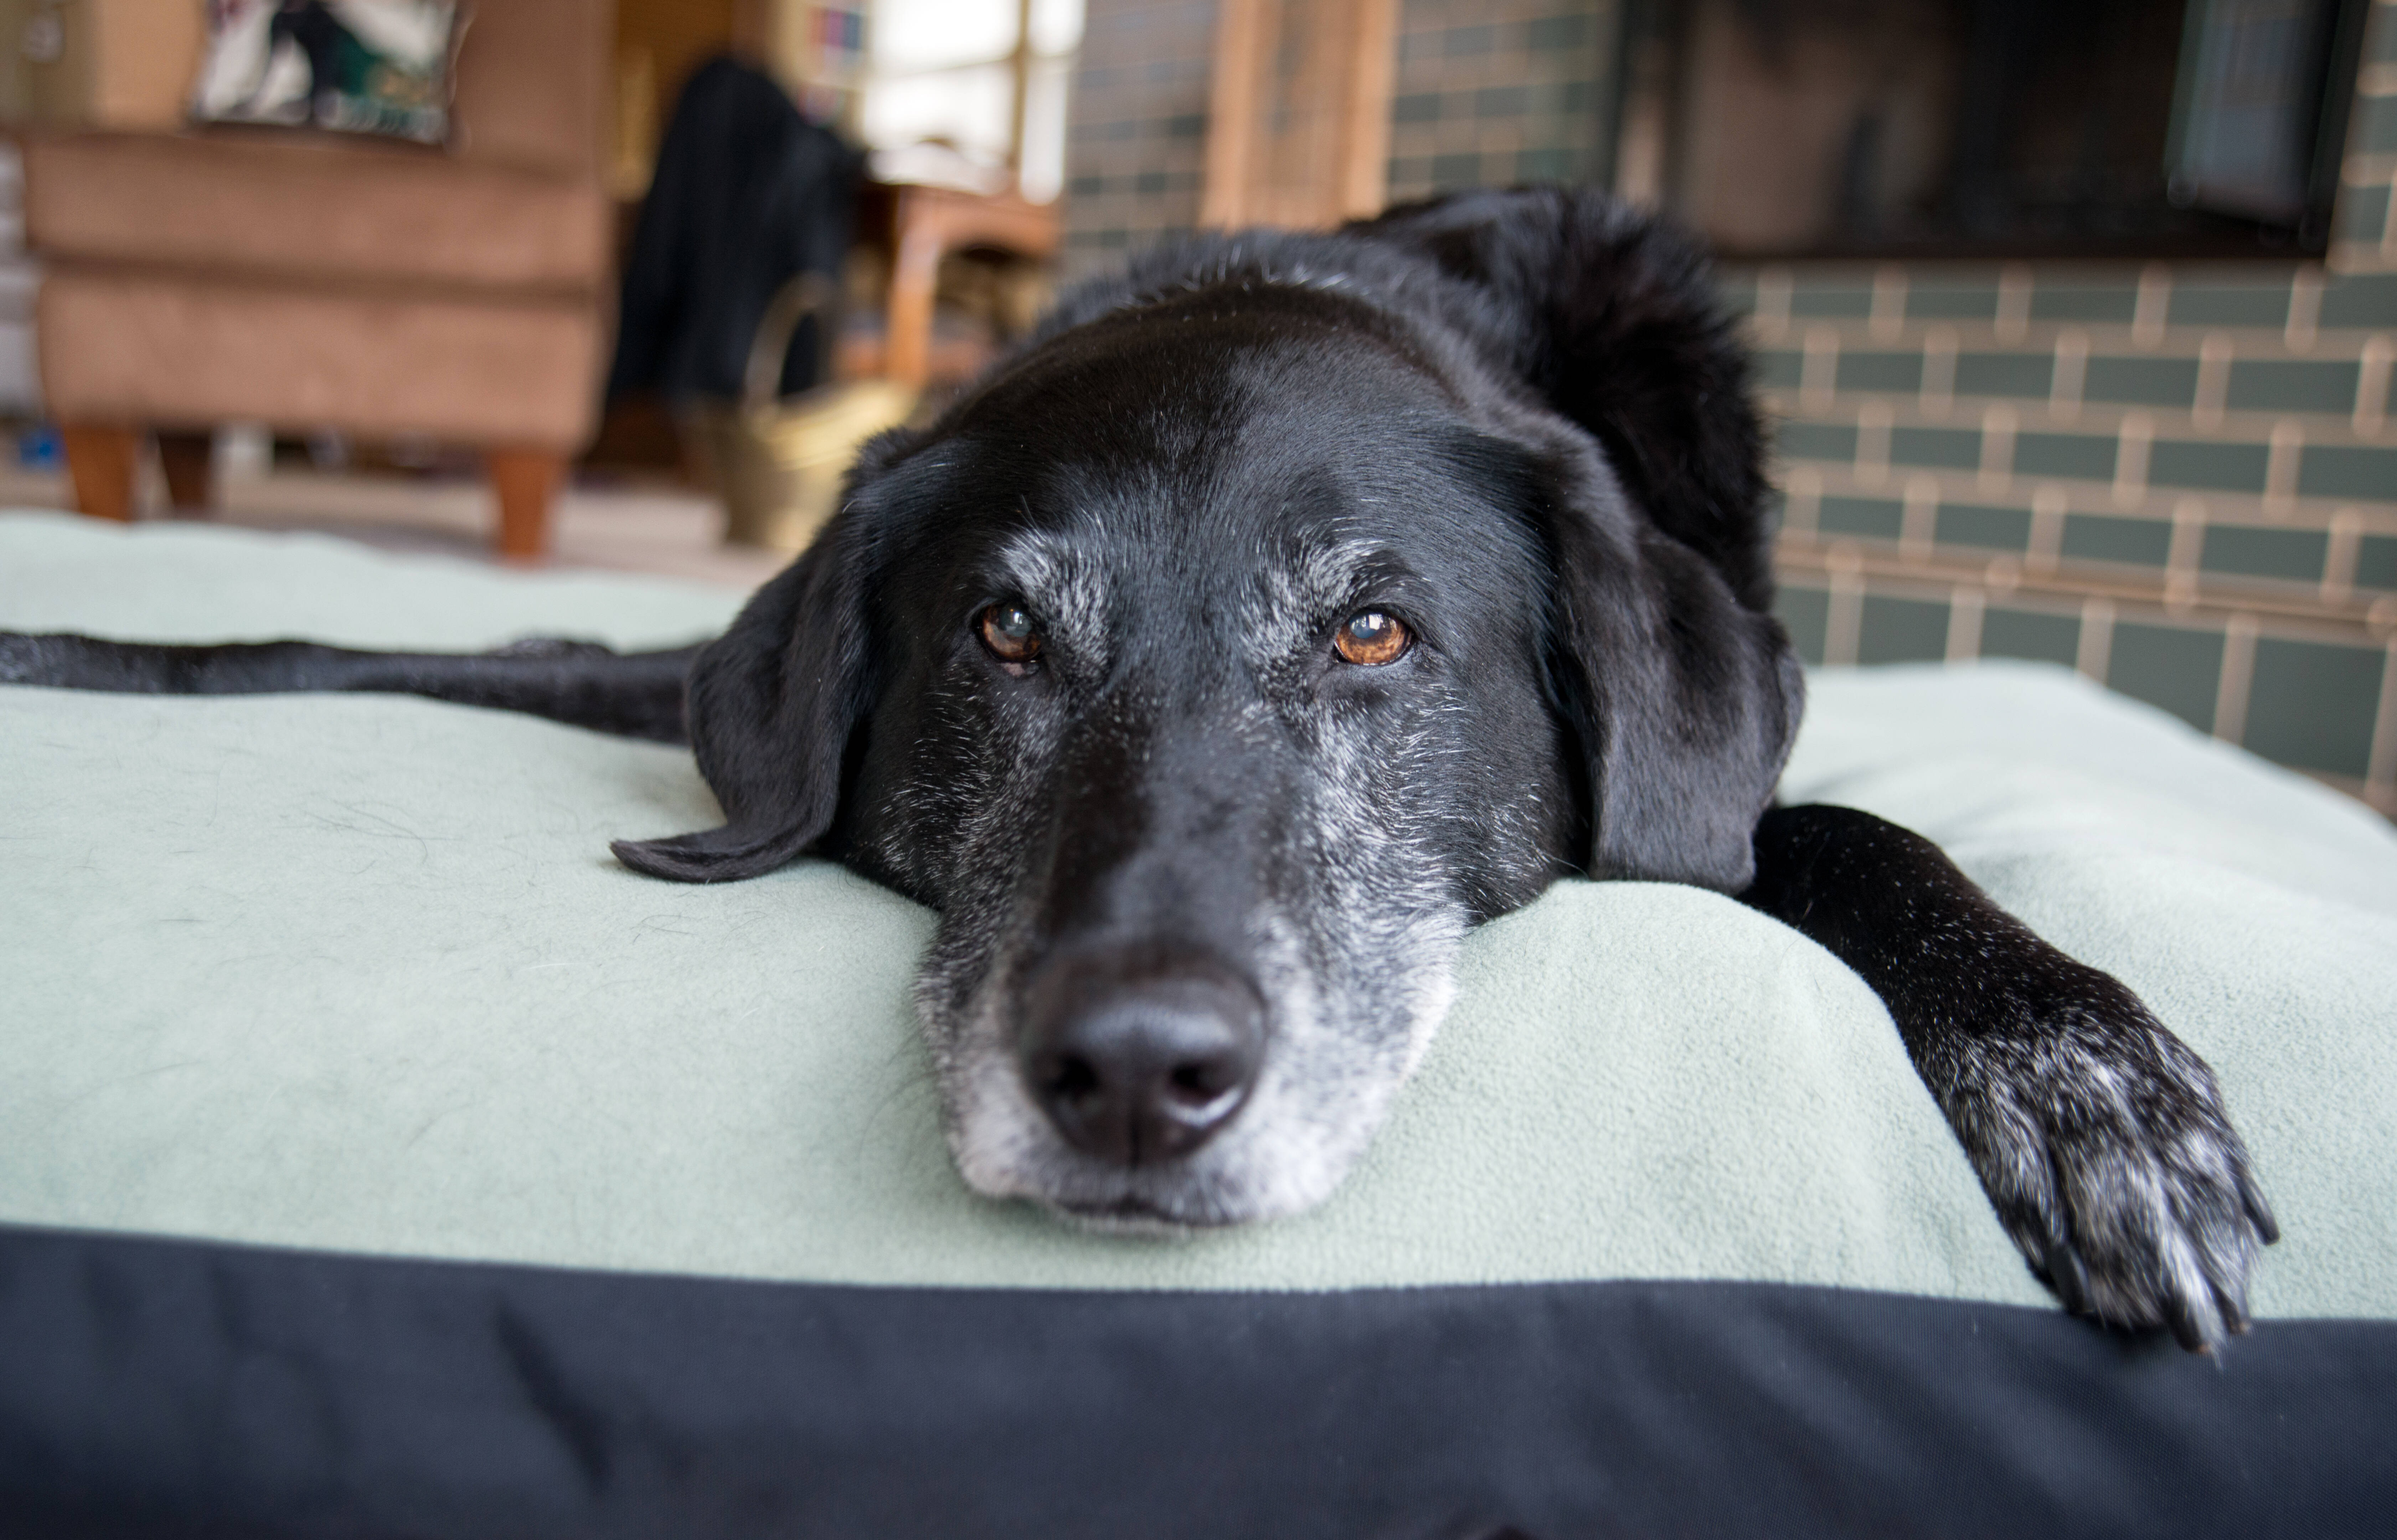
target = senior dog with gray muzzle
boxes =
[1,188,2276,1351]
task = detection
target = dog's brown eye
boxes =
[979,603,1042,664]
[1334,610,1410,666]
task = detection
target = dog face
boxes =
[844,294,1581,1222]
[614,198,1802,1226]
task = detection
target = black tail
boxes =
[0,633,701,744]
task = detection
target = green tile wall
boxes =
[2200,526,2329,584]
[2335,183,2392,247]
[2298,446,2397,501]
[1731,35,2396,802]
[1906,280,2001,320]
[2015,431,2119,481]
[1888,426,1981,470]
[2166,281,2292,329]
[1981,607,2081,668]
[2244,639,2386,777]
[1776,584,1829,664]
[2061,514,2174,565]
[1856,595,1950,663]
[1524,12,1592,47]
[2083,356,2201,408]
[1754,349,1804,388]
[2355,91,2397,155]
[1934,501,2033,551]
[2357,535,2397,591]
[1061,0,1218,273]
[2107,622,2226,732]
[1954,352,2052,398]
[1074,0,1627,258]
[2030,283,2140,324]
[1788,284,1874,318]
[1779,422,1860,462]
[1818,495,1903,539]
[2317,274,2397,328]
[2224,360,2361,415]
[1837,351,1924,393]
[1516,147,1578,180]
[2148,439,2270,494]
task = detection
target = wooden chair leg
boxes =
[486,446,563,562]
[60,424,141,522]
[155,430,215,515]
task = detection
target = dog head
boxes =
[615,193,1801,1226]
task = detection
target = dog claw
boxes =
[2164,1289,2214,1354]
[2040,1237,2093,1317]
[2215,1282,2251,1338]
[2238,1165,2282,1246]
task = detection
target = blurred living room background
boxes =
[2,0,2392,814]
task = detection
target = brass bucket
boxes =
[691,276,918,552]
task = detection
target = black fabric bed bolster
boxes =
[0,1222,2390,1539]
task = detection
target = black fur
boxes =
[2,189,2272,1348]
[0,633,696,743]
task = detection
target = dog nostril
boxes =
[1167,1058,1238,1104]
[1044,1053,1101,1102]
[1019,967,1265,1167]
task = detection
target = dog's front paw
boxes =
[1938,965,2278,1352]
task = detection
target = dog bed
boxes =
[4,509,2392,1537]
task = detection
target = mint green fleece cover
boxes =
[4,511,2392,1319]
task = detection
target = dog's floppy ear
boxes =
[1353,186,1776,613]
[1366,188,1801,889]
[610,508,875,884]
[1541,487,1802,892]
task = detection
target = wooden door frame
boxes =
[1201,0,1399,231]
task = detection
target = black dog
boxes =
[2,189,2274,1350]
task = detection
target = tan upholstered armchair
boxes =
[25,0,611,559]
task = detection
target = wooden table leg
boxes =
[885,219,943,391]
[60,424,141,522]
[486,446,563,562]
[156,430,215,515]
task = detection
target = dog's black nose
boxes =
[1020,966,1264,1165]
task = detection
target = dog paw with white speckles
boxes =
[1938,965,2278,1353]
